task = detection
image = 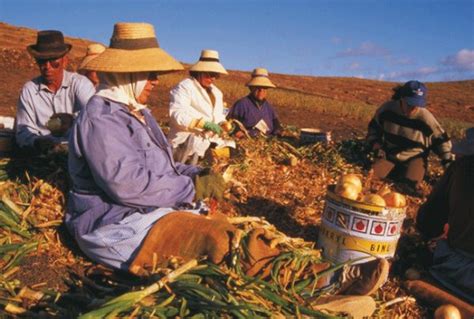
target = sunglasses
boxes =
[36,58,62,69]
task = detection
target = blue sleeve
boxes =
[75,113,195,208]
[175,162,202,179]
[227,100,244,121]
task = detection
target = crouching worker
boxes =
[415,127,474,307]
[366,80,454,195]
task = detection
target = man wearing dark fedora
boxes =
[15,30,95,152]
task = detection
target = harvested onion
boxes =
[383,192,406,208]
[335,182,359,200]
[434,304,461,319]
[362,194,386,207]
[337,174,362,193]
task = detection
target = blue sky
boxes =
[1,0,473,82]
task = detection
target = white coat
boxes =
[168,77,234,157]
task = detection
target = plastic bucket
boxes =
[317,185,406,265]
[300,128,331,144]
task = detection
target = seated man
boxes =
[16,30,95,152]
[416,127,474,304]
[168,50,235,165]
[227,68,282,137]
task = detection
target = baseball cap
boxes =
[401,80,427,107]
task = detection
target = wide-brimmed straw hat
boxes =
[246,68,276,88]
[189,50,227,75]
[78,43,106,71]
[452,127,474,156]
[27,30,72,60]
[83,22,183,73]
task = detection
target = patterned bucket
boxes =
[317,185,406,265]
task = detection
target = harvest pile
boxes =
[0,132,438,318]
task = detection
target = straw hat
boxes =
[79,43,106,71]
[27,30,72,59]
[452,127,474,156]
[189,50,227,74]
[83,22,183,73]
[246,68,276,88]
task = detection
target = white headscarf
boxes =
[96,72,149,111]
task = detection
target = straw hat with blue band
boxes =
[189,49,228,74]
[246,68,276,88]
[83,22,183,73]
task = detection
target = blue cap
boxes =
[401,80,427,107]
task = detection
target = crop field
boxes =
[0,22,472,318]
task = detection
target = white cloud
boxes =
[388,57,415,66]
[379,67,439,81]
[349,62,361,70]
[335,41,390,58]
[442,49,474,71]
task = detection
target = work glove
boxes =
[203,121,222,135]
[46,113,74,137]
[194,170,226,201]
[129,211,237,276]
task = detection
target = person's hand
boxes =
[203,121,222,135]
[47,113,74,137]
[34,137,56,153]
[194,170,226,201]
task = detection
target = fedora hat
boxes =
[27,30,72,60]
[78,43,106,71]
[83,22,183,73]
[189,50,227,74]
[246,68,276,88]
[452,127,474,156]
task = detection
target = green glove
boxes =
[203,121,222,134]
[194,171,226,201]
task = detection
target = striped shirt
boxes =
[367,100,453,162]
